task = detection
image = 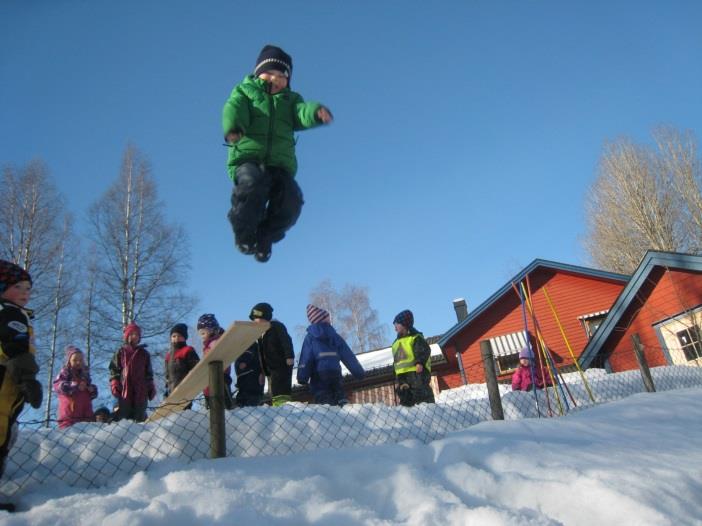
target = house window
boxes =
[676,326,702,362]
[578,310,609,339]
[489,330,529,375]
[496,353,521,375]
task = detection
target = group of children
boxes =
[49,300,372,428]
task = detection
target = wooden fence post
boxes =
[208,360,226,458]
[632,334,656,393]
[480,340,504,420]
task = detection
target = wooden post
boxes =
[480,340,504,420]
[208,360,226,458]
[632,334,656,393]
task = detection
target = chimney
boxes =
[453,298,468,322]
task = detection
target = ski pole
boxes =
[542,285,596,403]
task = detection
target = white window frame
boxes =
[653,305,702,366]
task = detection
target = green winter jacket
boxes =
[222,75,324,181]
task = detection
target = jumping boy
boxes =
[222,44,333,262]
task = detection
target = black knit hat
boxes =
[0,259,32,294]
[250,302,273,321]
[170,323,188,340]
[253,45,292,80]
[393,309,414,329]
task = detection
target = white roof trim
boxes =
[577,310,609,321]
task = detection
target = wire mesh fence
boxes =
[3,342,701,498]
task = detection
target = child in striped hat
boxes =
[297,305,364,406]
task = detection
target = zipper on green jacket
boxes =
[265,91,275,164]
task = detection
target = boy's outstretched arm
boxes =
[293,94,332,130]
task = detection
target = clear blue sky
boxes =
[2,1,701,349]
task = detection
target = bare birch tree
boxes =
[584,127,701,274]
[655,127,702,254]
[304,279,389,353]
[86,144,196,362]
[0,160,80,423]
[42,216,80,425]
[0,160,69,315]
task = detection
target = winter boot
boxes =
[254,238,272,263]
[237,242,256,256]
[0,502,16,513]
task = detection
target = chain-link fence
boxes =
[4,342,701,498]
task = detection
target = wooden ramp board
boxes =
[147,320,269,422]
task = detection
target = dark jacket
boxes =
[258,320,294,375]
[0,299,38,442]
[222,75,324,181]
[109,344,155,404]
[297,323,365,393]
[164,343,200,396]
[392,328,432,374]
[235,344,264,396]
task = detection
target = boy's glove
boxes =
[5,353,39,384]
[20,379,43,409]
[110,379,122,398]
[316,106,333,124]
[5,353,42,408]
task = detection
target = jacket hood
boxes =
[307,322,336,342]
[64,345,83,367]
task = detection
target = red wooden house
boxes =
[293,251,702,404]
[579,251,702,371]
[437,259,630,386]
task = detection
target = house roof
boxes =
[339,343,445,377]
[578,250,702,369]
[438,258,630,348]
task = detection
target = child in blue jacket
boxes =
[297,305,364,406]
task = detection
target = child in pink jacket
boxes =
[511,347,551,391]
[53,346,98,428]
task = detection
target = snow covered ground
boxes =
[2,368,702,524]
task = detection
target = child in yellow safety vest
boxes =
[391,309,435,407]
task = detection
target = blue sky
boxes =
[2,1,701,349]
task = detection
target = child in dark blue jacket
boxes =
[234,343,264,407]
[297,305,365,406]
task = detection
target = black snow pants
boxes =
[228,162,304,248]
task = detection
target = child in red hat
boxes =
[108,322,155,422]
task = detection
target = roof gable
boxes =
[579,251,702,368]
[438,259,629,348]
